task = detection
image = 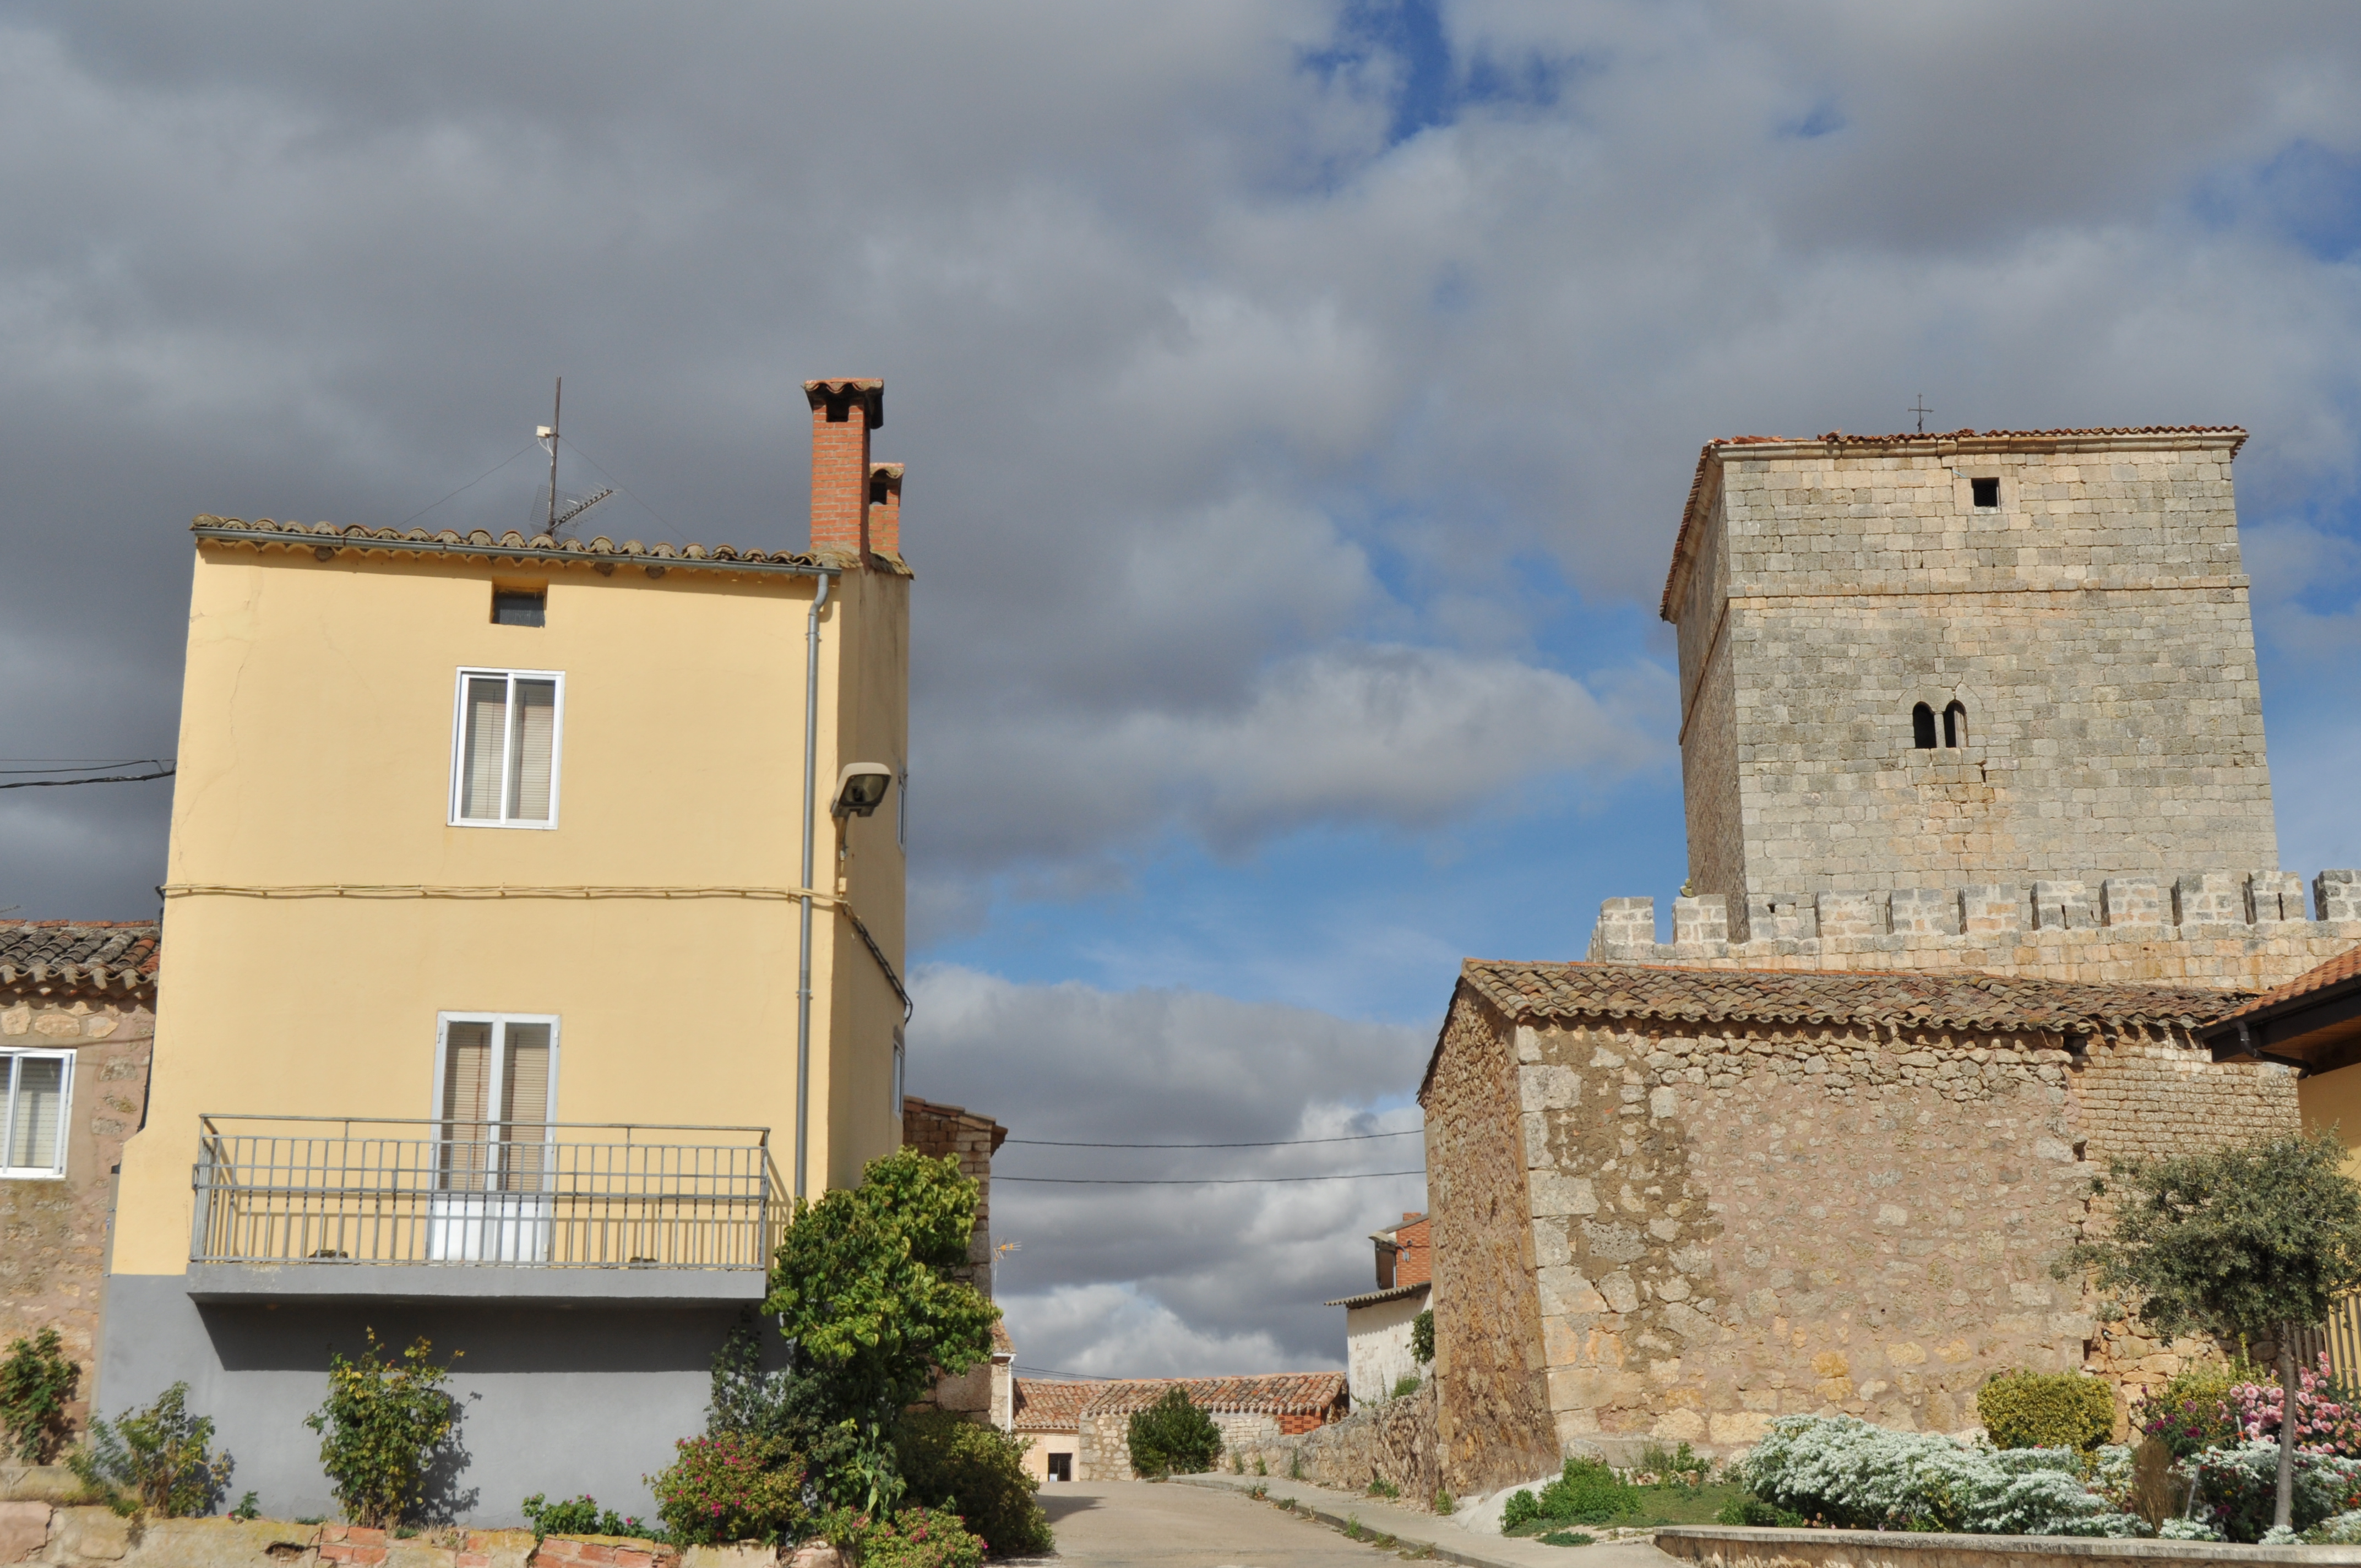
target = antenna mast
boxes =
[545,377,563,535]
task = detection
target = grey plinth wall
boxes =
[99,1274,787,1526]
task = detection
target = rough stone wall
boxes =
[1588,876,2361,992]
[900,1096,1002,1295]
[0,991,155,1439]
[1073,1408,1282,1482]
[1669,437,2280,907]
[1419,993,1560,1494]
[1232,1382,1441,1503]
[0,1505,775,1568]
[1677,483,1744,908]
[1508,1011,2298,1457]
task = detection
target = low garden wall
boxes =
[1231,1383,1440,1505]
[1653,1525,2361,1567]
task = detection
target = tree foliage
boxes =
[2063,1129,2361,1532]
[69,1383,233,1519]
[761,1150,1001,1512]
[305,1331,461,1528]
[893,1407,1053,1557]
[1125,1387,1221,1478]
[1410,1309,1433,1365]
[0,1327,79,1464]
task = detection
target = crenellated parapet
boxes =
[1587,869,2361,989]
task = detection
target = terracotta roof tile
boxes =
[188,516,913,580]
[2211,941,2361,1027]
[1660,426,2249,620]
[1323,1282,1429,1309]
[1459,960,2241,1035]
[1077,1373,1347,1419]
[1010,1379,1095,1432]
[0,921,160,994]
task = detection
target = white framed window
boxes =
[431,1014,560,1193]
[450,668,564,829]
[2,1049,73,1179]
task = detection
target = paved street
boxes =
[1013,1478,1678,1568]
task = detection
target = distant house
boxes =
[1,922,159,1439]
[1072,1374,1347,1480]
[1325,1211,1430,1407]
[1010,1378,1094,1482]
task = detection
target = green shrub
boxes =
[68,1383,233,1518]
[1537,1529,1595,1546]
[1410,1309,1433,1365]
[846,1505,986,1568]
[649,1433,809,1545]
[307,1331,460,1528]
[1432,1487,1453,1515]
[893,1407,1052,1557]
[0,1328,79,1464]
[1502,1489,1539,1532]
[1126,1387,1221,1478]
[1367,1477,1400,1498]
[1537,1456,1641,1525]
[1977,1369,2115,1453]
[1638,1441,1708,1484]
[1389,1374,1421,1400]
[1715,1495,1804,1526]
[521,1494,657,1540]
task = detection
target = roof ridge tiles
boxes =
[187,515,877,579]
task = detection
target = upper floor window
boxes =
[452,669,563,829]
[2,1049,71,1179]
[1971,477,1999,508]
[492,587,547,627]
[1912,700,1969,751]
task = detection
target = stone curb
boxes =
[1172,1473,1673,1567]
[1652,1524,2361,1565]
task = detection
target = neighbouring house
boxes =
[1325,1211,1430,1408]
[2199,946,2361,1177]
[1424,426,2361,1495]
[98,378,916,1523]
[902,1096,1014,1428]
[1071,1374,1347,1480]
[1,923,159,1438]
[1009,1379,1094,1483]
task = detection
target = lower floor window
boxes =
[2,1049,71,1178]
[1047,1453,1073,1482]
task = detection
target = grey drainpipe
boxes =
[795,572,833,1202]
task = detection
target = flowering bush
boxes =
[2310,1507,2361,1544]
[2227,1353,2361,1457]
[842,1505,985,1568]
[1738,1415,2144,1537]
[2178,1440,2361,1544]
[648,1433,809,1545]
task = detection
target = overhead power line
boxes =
[0,765,176,791]
[1006,1129,1421,1150]
[998,1169,1424,1186]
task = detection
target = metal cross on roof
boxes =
[1910,393,1933,434]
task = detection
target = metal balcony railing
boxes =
[191,1115,782,1271]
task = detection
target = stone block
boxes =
[51,1508,128,1562]
[1671,894,1728,952]
[2246,870,2304,924]
[2031,880,2094,930]
[1888,888,1959,937]
[1516,1065,1581,1112]
[2101,878,2162,929]
[1528,1172,1599,1218]
[2173,872,2243,927]
[2320,869,2361,923]
[0,1503,47,1567]
[1743,892,1815,943]
[1814,891,1880,938]
[1959,884,2021,938]
[1588,897,1655,961]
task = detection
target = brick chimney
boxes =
[804,378,884,558]
[868,462,905,558]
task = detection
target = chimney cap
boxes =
[869,462,905,482]
[804,378,884,428]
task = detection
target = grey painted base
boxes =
[99,1274,786,1527]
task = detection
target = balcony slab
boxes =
[185,1262,766,1307]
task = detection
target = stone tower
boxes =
[1661,427,2280,935]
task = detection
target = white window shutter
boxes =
[460,677,508,820]
[508,679,557,821]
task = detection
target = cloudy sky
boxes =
[8,2,2361,1378]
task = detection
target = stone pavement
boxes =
[1155,1473,1675,1568]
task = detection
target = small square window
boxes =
[493,588,547,627]
[1971,477,2000,509]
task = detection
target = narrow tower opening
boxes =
[1912,703,1936,749]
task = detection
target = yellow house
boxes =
[100,379,912,1522]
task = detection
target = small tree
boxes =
[68,1383,233,1518]
[1126,1386,1221,1477]
[0,1328,80,1463]
[2063,1129,2361,1534]
[306,1330,461,1528]
[762,1148,1001,1512]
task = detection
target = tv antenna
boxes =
[1908,393,1933,435]
[534,377,614,537]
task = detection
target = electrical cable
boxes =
[1007,1130,1419,1150]
[0,759,172,775]
[556,428,685,540]
[1,766,175,791]
[998,1170,1424,1185]
[394,443,538,530]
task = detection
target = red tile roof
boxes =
[1010,1379,1095,1433]
[2209,943,2361,1027]
[1324,1281,1429,1309]
[0,922,160,994]
[1076,1373,1348,1419]
[1660,426,2249,620]
[188,516,905,581]
[1458,960,2241,1035]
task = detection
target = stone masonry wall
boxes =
[1231,1382,1441,1504]
[1,991,155,1441]
[1419,994,1573,1494]
[1589,869,2361,992]
[1667,435,2279,907]
[1507,1011,2298,1458]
